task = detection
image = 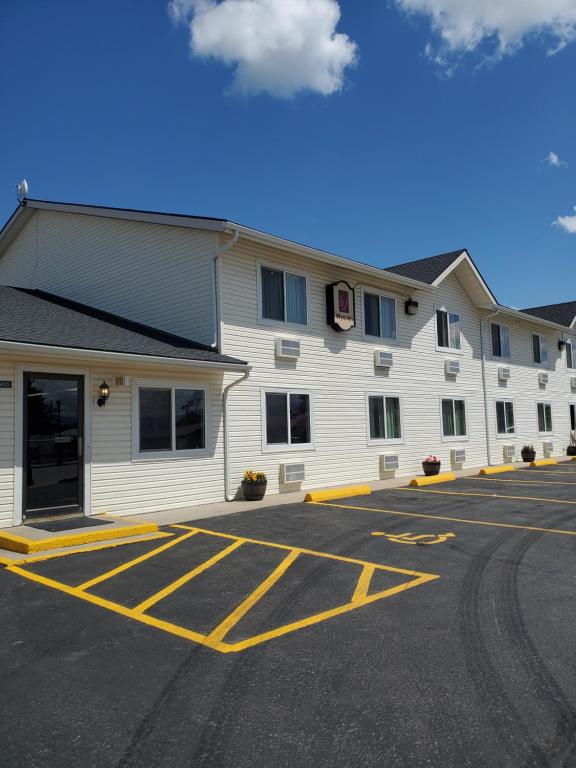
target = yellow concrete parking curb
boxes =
[530,459,558,467]
[305,485,372,503]
[0,523,159,554]
[409,473,456,487]
[479,465,515,475]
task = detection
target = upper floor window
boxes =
[367,394,402,442]
[264,390,313,450]
[496,400,515,435]
[260,266,307,325]
[491,323,510,359]
[136,385,206,457]
[567,340,575,370]
[441,398,467,438]
[436,309,461,350]
[537,402,553,434]
[364,292,397,339]
[532,334,548,365]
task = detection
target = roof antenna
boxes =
[16,179,29,203]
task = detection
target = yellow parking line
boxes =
[133,539,244,615]
[517,469,576,476]
[398,487,576,505]
[207,549,300,644]
[77,530,199,591]
[468,476,576,486]
[351,564,375,603]
[309,501,576,537]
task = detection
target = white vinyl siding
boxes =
[0,360,15,526]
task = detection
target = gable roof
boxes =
[521,301,576,329]
[0,286,247,367]
[383,250,465,284]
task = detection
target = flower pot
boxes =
[422,461,441,477]
[567,446,576,457]
[241,479,267,501]
[521,449,536,463]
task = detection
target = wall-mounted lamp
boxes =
[559,340,567,352]
[97,381,110,408]
[404,298,419,316]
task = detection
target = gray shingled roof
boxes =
[0,286,247,366]
[383,250,465,284]
[521,301,576,328]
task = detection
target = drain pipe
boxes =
[223,367,251,501]
[480,306,501,466]
[211,228,239,351]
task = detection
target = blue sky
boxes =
[0,0,574,308]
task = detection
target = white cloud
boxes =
[547,151,567,167]
[168,0,357,98]
[554,206,576,234]
[395,0,576,67]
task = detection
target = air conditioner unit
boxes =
[445,359,460,376]
[451,448,466,465]
[538,372,549,386]
[280,462,305,484]
[571,377,576,391]
[380,454,399,472]
[498,367,511,382]
[543,441,553,457]
[275,338,301,360]
[374,350,393,369]
[503,445,516,461]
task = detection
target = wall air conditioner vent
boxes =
[498,367,511,382]
[280,463,305,484]
[275,338,301,360]
[451,448,466,465]
[538,372,549,386]
[445,359,460,376]
[503,445,516,461]
[543,441,553,457]
[571,377,576,391]
[374,350,393,369]
[380,454,399,472]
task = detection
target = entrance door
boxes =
[571,404,576,433]
[23,373,84,519]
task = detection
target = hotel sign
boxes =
[326,281,355,332]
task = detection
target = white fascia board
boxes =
[484,305,572,334]
[227,223,432,294]
[431,250,497,305]
[0,339,250,371]
[0,204,35,255]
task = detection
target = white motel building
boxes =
[0,197,575,529]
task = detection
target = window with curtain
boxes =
[265,391,311,447]
[261,266,307,325]
[537,402,553,434]
[363,292,397,339]
[368,395,402,441]
[496,401,515,435]
[436,309,461,350]
[532,334,548,364]
[139,387,205,454]
[441,398,467,437]
[491,323,511,358]
[567,341,574,369]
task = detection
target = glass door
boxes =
[23,373,84,519]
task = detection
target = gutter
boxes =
[211,228,240,350]
[222,367,251,501]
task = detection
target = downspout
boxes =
[211,228,239,351]
[223,367,251,501]
[480,306,501,466]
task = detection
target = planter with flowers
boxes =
[422,455,441,476]
[241,470,267,501]
[521,445,536,463]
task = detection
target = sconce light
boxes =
[97,381,110,408]
[559,340,567,352]
[404,298,419,316]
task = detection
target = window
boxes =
[491,323,511,358]
[537,402,553,434]
[260,266,307,325]
[367,395,402,442]
[441,398,467,438]
[532,334,548,365]
[363,292,397,339]
[264,391,312,449]
[570,404,576,432]
[137,386,205,455]
[436,309,461,350]
[496,401,515,435]
[567,341,575,370]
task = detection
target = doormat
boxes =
[26,517,112,533]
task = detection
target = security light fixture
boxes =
[405,298,419,315]
[97,381,110,408]
[559,340,567,351]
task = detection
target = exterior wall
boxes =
[0,351,226,528]
[483,316,576,463]
[0,210,219,346]
[220,236,489,496]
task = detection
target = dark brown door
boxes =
[23,373,84,519]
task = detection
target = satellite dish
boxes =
[16,179,29,202]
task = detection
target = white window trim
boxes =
[365,392,405,445]
[566,339,576,370]
[494,398,516,438]
[132,379,210,461]
[261,387,315,453]
[531,333,549,368]
[490,322,511,360]
[536,401,554,436]
[257,261,310,330]
[435,305,463,355]
[360,285,400,344]
[440,395,469,442]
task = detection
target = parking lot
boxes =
[2,463,576,767]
